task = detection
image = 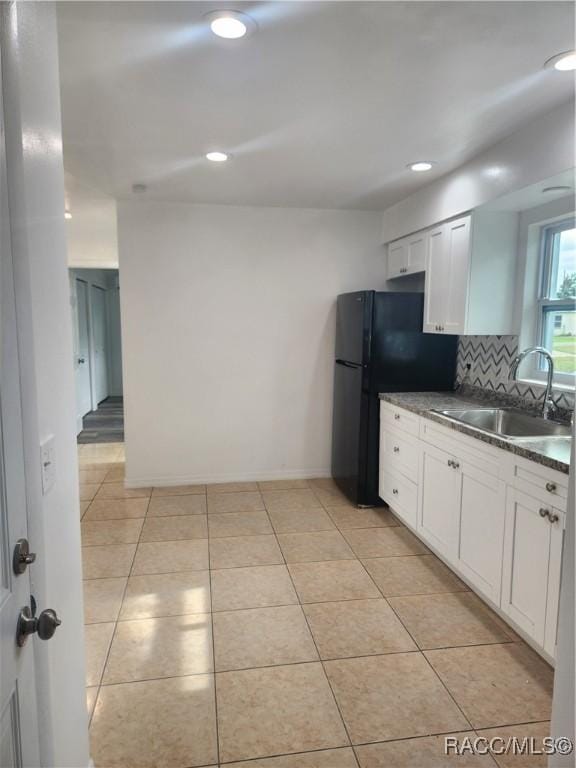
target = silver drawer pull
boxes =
[548,512,560,524]
[393,446,400,453]
[394,414,400,420]
[545,482,557,493]
[539,508,550,519]
[392,488,398,495]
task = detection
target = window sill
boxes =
[518,377,575,394]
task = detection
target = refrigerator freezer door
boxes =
[334,291,373,366]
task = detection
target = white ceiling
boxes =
[57,1,575,211]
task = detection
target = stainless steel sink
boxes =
[434,408,572,438]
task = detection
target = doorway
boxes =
[71,268,124,443]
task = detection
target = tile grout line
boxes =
[86,473,150,727]
[262,501,357,757]
[342,512,480,736]
[205,484,221,768]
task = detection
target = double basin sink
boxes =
[434,407,571,440]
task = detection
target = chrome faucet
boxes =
[509,346,557,420]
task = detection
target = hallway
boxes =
[78,397,124,444]
[78,445,553,768]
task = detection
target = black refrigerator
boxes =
[331,291,457,507]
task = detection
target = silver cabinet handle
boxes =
[452,461,460,469]
[545,482,557,493]
[548,511,560,524]
[539,508,550,519]
[393,446,400,453]
[392,488,398,495]
[394,414,400,420]
[447,459,453,467]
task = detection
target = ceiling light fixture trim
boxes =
[206,151,230,162]
[544,50,576,71]
[205,10,256,39]
[407,161,435,172]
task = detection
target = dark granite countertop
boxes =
[379,391,572,474]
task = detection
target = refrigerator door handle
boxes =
[335,359,362,369]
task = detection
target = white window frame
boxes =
[530,218,576,388]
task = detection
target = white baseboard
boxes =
[124,468,331,488]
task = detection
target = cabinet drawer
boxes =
[379,467,418,528]
[380,426,420,483]
[380,402,420,438]
[511,458,568,509]
[420,419,502,479]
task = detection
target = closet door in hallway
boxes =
[91,285,108,405]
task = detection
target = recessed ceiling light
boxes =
[544,50,576,71]
[206,151,229,162]
[407,161,434,172]
[542,185,572,194]
[64,209,72,220]
[206,11,255,39]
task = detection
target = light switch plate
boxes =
[40,435,56,495]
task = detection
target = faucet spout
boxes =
[508,346,557,420]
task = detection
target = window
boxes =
[537,220,576,386]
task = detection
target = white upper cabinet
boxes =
[388,210,518,335]
[423,225,448,333]
[387,230,427,280]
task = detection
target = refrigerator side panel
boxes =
[331,361,363,503]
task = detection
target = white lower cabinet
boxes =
[501,488,564,656]
[457,463,506,605]
[420,443,461,560]
[379,401,567,662]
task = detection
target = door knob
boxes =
[17,605,61,647]
[13,538,36,575]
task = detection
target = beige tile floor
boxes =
[78,443,554,768]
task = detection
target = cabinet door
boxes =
[501,489,558,648]
[543,510,564,657]
[457,462,506,604]
[387,239,408,279]
[419,442,461,559]
[423,225,447,333]
[406,232,427,275]
[443,216,471,335]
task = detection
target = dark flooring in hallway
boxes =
[78,397,124,444]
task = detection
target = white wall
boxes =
[2,4,89,766]
[381,100,575,243]
[118,201,386,486]
[66,193,119,268]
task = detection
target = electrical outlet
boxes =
[40,436,56,495]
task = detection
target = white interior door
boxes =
[0,58,41,766]
[75,279,91,426]
[91,285,108,406]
